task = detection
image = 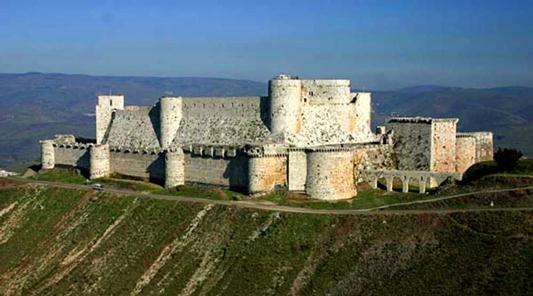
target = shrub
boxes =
[494,148,523,170]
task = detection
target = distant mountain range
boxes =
[1,72,531,169]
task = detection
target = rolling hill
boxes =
[0,73,532,169]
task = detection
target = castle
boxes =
[40,74,493,200]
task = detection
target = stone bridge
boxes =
[361,169,462,194]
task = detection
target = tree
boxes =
[494,148,523,170]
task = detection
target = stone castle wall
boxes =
[40,75,495,201]
[431,119,457,173]
[41,140,56,169]
[460,132,493,162]
[353,93,372,137]
[248,155,287,194]
[159,97,182,149]
[105,106,161,149]
[455,135,477,173]
[54,146,90,169]
[90,144,110,179]
[353,144,396,183]
[96,95,124,144]
[184,153,248,190]
[165,150,185,188]
[306,149,356,200]
[301,79,351,105]
[176,97,270,145]
[269,78,303,134]
[386,120,432,171]
[287,150,306,191]
[110,151,165,180]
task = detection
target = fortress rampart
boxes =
[40,75,493,200]
[40,140,55,170]
[90,144,110,179]
[96,95,124,144]
[455,135,477,173]
[306,148,356,200]
[159,97,182,149]
[165,149,185,188]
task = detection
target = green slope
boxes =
[0,182,531,295]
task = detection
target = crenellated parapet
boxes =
[184,144,239,158]
[109,146,162,155]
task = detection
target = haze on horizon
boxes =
[0,0,532,90]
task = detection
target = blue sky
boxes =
[0,0,532,89]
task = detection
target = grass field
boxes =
[28,169,435,210]
[27,161,533,212]
[0,181,531,295]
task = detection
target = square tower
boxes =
[386,117,458,173]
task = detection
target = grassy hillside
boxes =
[0,180,531,295]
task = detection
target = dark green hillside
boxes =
[0,181,531,295]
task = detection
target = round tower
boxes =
[305,149,356,200]
[159,97,183,149]
[247,156,267,194]
[90,144,110,179]
[165,149,185,188]
[268,74,302,135]
[40,140,55,170]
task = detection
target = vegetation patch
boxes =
[31,168,87,184]
[462,159,533,183]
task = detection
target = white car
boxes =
[93,183,104,191]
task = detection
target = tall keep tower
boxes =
[159,97,183,149]
[268,74,303,135]
[96,95,124,144]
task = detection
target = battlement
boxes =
[97,94,124,109]
[181,96,263,116]
[388,117,459,124]
[184,144,240,158]
[457,131,493,138]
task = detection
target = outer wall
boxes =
[306,150,356,200]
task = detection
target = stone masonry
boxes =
[40,74,493,200]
